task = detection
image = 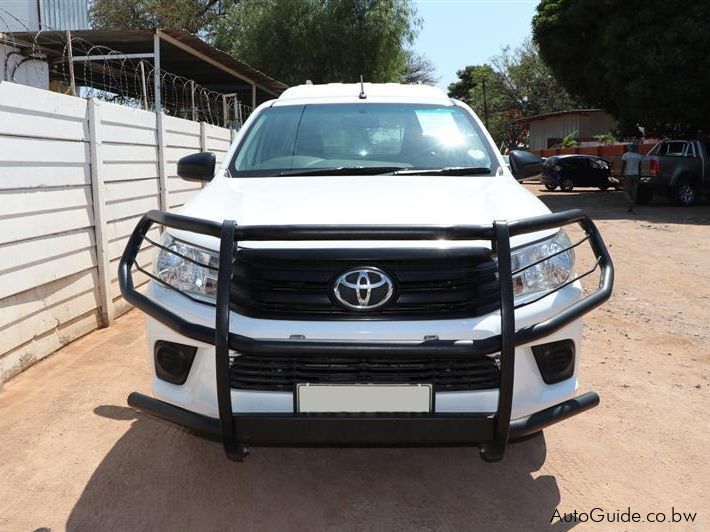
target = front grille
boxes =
[230,248,500,320]
[230,355,501,392]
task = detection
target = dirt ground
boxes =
[0,185,708,532]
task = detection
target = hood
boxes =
[172,175,554,250]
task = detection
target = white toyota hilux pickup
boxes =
[120,83,613,462]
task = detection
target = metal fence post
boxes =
[153,32,162,114]
[191,80,196,121]
[88,98,115,326]
[66,30,77,96]
[139,61,148,110]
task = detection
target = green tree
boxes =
[491,39,580,117]
[533,0,710,136]
[448,40,580,148]
[89,0,235,36]
[214,0,421,86]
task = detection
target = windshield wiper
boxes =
[277,166,405,177]
[393,166,492,176]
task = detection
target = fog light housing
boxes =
[531,340,575,384]
[154,340,197,385]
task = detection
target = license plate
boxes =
[296,383,432,413]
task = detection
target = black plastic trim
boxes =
[230,246,499,321]
[154,340,198,385]
[532,339,576,385]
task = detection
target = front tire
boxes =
[560,178,574,192]
[673,180,697,206]
[545,183,557,191]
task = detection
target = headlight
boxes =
[509,230,575,303]
[154,233,219,301]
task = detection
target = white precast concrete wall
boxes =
[0,81,233,385]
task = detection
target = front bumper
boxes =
[128,390,600,448]
[119,209,613,462]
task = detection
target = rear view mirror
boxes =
[509,150,544,181]
[177,152,216,182]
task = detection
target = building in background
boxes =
[0,0,90,32]
[1,0,89,88]
[517,109,617,151]
[0,0,88,88]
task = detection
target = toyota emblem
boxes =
[332,267,395,310]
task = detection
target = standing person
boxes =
[621,142,643,213]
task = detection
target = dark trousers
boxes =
[623,175,639,211]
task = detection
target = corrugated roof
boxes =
[6,28,287,96]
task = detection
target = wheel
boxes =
[560,178,574,192]
[634,186,654,205]
[673,179,698,206]
[545,183,557,191]
[598,184,610,191]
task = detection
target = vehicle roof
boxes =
[274,83,453,106]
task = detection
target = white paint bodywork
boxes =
[145,83,587,422]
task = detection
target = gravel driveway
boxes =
[1,185,708,531]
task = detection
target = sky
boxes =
[413,0,539,91]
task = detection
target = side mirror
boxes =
[509,150,544,181]
[177,152,216,182]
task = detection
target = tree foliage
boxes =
[214,0,422,86]
[533,0,710,136]
[448,39,581,148]
[90,0,434,86]
[400,50,439,85]
[490,39,580,117]
[89,0,234,36]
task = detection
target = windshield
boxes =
[228,103,498,176]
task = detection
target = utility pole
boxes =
[482,78,489,129]
[471,78,489,129]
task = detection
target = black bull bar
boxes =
[119,209,613,462]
